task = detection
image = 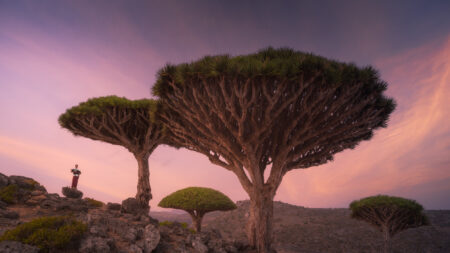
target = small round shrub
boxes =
[159,187,236,232]
[159,187,237,212]
[0,215,87,252]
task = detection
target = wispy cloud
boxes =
[279,37,450,208]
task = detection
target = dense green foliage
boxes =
[153,48,395,130]
[58,96,158,124]
[0,216,87,252]
[0,184,18,204]
[83,197,104,207]
[159,187,236,212]
[350,195,429,228]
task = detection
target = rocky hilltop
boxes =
[0,173,247,253]
[1,172,449,253]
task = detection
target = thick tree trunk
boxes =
[135,153,151,210]
[246,190,275,253]
[189,212,204,232]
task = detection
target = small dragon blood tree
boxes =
[350,195,429,253]
[59,96,165,210]
[158,187,237,232]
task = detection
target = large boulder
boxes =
[0,241,39,253]
[121,197,145,215]
[141,223,160,252]
[62,186,83,199]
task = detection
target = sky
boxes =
[0,0,449,211]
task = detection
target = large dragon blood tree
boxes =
[58,96,165,210]
[153,48,396,252]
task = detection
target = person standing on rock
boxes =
[71,164,81,189]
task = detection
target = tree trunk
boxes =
[246,190,275,253]
[383,227,392,253]
[189,212,204,232]
[135,153,151,210]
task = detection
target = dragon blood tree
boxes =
[153,48,396,252]
[58,96,165,210]
[158,187,237,232]
[350,195,429,253]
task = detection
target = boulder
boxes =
[0,241,39,253]
[56,198,88,212]
[121,198,144,215]
[0,173,8,188]
[8,175,39,190]
[141,223,160,253]
[25,194,47,206]
[62,186,83,199]
[40,199,59,209]
[107,202,121,211]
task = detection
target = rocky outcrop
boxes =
[107,202,121,211]
[155,222,246,253]
[0,173,242,253]
[79,208,161,253]
[0,241,39,253]
[62,186,83,199]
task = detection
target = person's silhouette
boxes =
[70,164,81,188]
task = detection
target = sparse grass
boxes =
[159,220,196,233]
[84,197,104,207]
[0,215,87,253]
[0,184,19,204]
[159,220,174,226]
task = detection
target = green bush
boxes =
[158,221,196,233]
[0,216,87,252]
[84,197,104,207]
[0,184,19,204]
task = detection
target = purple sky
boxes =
[0,0,449,210]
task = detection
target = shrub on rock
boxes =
[0,216,87,252]
[84,197,104,208]
[62,186,83,199]
[350,195,429,253]
[159,187,236,232]
[0,184,19,204]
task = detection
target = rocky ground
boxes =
[2,172,449,253]
[0,173,246,253]
[197,201,450,253]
